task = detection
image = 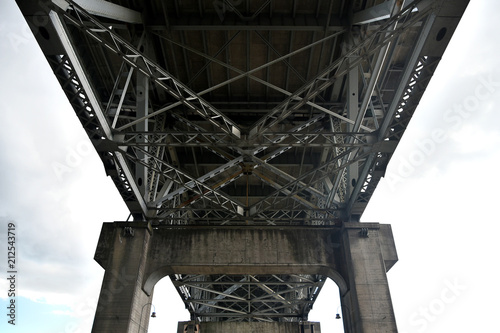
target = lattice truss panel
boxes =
[21,0,462,322]
[42,0,442,225]
[172,274,325,322]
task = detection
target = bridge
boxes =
[16,0,468,332]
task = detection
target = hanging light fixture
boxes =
[138,303,157,333]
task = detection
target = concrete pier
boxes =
[91,222,398,333]
[339,224,398,332]
[91,224,154,333]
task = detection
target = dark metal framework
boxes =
[172,274,326,322]
[17,0,466,323]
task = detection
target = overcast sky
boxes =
[1,1,499,332]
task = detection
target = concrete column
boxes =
[92,223,154,333]
[339,223,398,333]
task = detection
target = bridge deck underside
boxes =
[17,0,467,323]
[171,274,326,322]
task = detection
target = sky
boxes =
[1,0,499,332]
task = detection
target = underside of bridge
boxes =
[17,0,468,331]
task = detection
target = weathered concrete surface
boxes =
[142,225,346,295]
[92,224,154,333]
[379,224,398,271]
[340,223,398,333]
[177,321,321,333]
[92,222,398,333]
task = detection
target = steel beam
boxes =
[347,11,437,219]
[54,0,142,24]
[352,1,395,25]
[59,1,242,139]
[50,10,149,217]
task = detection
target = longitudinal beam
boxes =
[347,13,438,218]
[116,132,377,148]
[49,11,149,216]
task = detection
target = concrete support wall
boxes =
[91,224,154,333]
[142,225,345,294]
[91,222,398,333]
[339,224,398,333]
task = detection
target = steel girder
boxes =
[18,0,467,323]
[46,0,435,223]
[172,274,325,322]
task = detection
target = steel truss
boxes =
[29,0,455,323]
[49,0,435,221]
[172,274,325,322]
